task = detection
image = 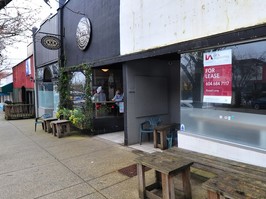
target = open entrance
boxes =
[21,86,26,103]
[123,53,181,146]
[92,64,124,134]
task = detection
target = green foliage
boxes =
[83,65,94,131]
[69,108,85,129]
[57,63,94,132]
[58,69,73,110]
[56,108,71,120]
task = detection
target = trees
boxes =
[181,46,266,108]
[0,0,40,68]
[181,52,204,107]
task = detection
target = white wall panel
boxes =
[178,132,266,168]
[120,0,266,55]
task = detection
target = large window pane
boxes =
[38,83,54,108]
[180,40,266,150]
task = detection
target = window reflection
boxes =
[38,83,54,108]
[70,71,86,108]
[180,40,266,150]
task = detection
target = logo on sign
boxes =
[41,36,61,50]
[76,17,91,51]
[205,54,213,60]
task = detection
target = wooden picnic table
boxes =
[165,147,266,199]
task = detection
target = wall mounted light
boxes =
[101,68,109,72]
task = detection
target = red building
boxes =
[12,55,35,104]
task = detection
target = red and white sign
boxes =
[203,49,232,104]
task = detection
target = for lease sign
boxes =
[203,49,232,104]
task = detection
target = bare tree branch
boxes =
[0,0,41,68]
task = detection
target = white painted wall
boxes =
[120,0,266,55]
[0,74,13,86]
[178,132,266,168]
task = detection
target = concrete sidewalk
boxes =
[0,112,207,199]
[0,112,149,199]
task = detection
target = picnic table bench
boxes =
[50,119,71,138]
[165,147,266,199]
[203,174,266,199]
[43,117,58,133]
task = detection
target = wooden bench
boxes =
[136,152,194,199]
[203,174,266,199]
[164,147,266,199]
[50,120,71,138]
[43,118,58,133]
[153,123,178,150]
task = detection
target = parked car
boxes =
[73,96,85,105]
[251,97,266,109]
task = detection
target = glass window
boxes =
[70,71,86,108]
[92,67,123,118]
[180,40,266,151]
[38,82,54,108]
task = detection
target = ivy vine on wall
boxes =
[58,68,73,110]
[83,65,94,131]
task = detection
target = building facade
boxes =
[34,0,266,167]
[12,55,35,104]
[34,14,60,117]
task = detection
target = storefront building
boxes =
[35,0,266,167]
[119,0,266,167]
[34,14,60,117]
[12,55,34,104]
[62,0,124,133]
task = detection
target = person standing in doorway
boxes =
[92,86,106,102]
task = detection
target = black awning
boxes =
[0,83,13,93]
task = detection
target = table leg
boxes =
[52,123,56,136]
[162,130,168,150]
[182,167,192,199]
[162,173,173,199]
[169,175,175,199]
[47,121,52,133]
[153,129,158,148]
[44,121,47,132]
[66,123,70,133]
[137,164,146,199]
[207,190,220,199]
[57,124,62,138]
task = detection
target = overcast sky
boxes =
[2,0,59,70]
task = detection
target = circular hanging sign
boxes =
[76,17,91,51]
[41,36,61,50]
